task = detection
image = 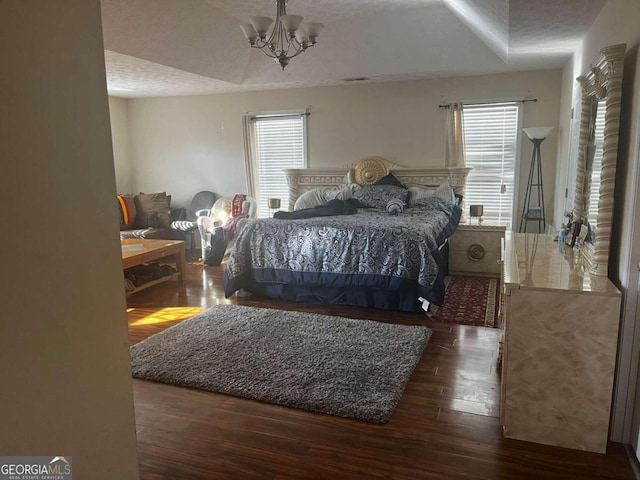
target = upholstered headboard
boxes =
[284,157,471,210]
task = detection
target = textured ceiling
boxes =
[101,0,607,98]
[205,0,443,22]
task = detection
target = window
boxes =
[462,102,521,228]
[246,112,307,218]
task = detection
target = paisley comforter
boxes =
[224,197,460,307]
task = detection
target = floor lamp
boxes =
[519,127,554,233]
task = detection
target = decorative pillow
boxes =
[374,173,405,189]
[409,181,455,206]
[134,192,171,228]
[325,184,358,201]
[386,197,404,215]
[294,189,326,210]
[351,185,409,209]
[407,184,437,203]
[117,194,136,230]
[294,184,358,210]
[133,212,160,229]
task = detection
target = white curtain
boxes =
[444,102,466,167]
[242,114,257,197]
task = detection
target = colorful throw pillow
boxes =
[351,185,409,209]
[117,194,136,230]
[134,192,171,229]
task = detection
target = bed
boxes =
[224,158,471,312]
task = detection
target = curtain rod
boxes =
[248,111,311,119]
[438,99,538,109]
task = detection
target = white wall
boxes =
[0,1,139,478]
[123,69,562,225]
[109,96,133,193]
[553,0,640,455]
[552,56,578,230]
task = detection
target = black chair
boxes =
[189,191,217,219]
[170,191,216,258]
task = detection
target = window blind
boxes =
[462,102,520,228]
[252,114,306,218]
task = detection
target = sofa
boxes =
[117,192,187,241]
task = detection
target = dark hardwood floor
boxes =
[127,261,634,479]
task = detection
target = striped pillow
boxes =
[117,194,136,230]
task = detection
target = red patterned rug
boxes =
[431,276,499,327]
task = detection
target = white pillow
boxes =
[407,184,437,203]
[294,188,327,210]
[294,184,358,210]
[325,184,358,201]
[409,181,455,205]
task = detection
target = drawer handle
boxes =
[467,244,486,262]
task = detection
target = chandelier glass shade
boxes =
[240,0,324,70]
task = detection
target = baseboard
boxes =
[625,444,640,479]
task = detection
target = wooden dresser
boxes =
[500,232,621,454]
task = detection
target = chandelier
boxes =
[240,0,324,70]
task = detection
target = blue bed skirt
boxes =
[224,241,449,313]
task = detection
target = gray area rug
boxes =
[130,305,432,423]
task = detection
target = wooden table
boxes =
[122,239,185,294]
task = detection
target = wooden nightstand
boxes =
[449,222,506,276]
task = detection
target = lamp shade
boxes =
[302,22,324,41]
[249,15,274,35]
[295,26,309,45]
[240,24,258,41]
[523,127,554,140]
[280,14,303,33]
[470,205,484,217]
[268,198,281,209]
